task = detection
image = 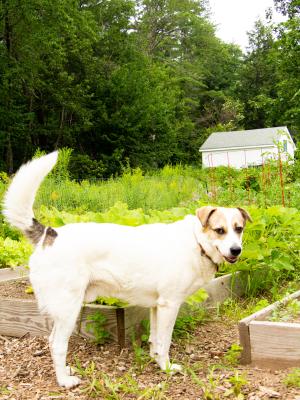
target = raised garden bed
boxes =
[0,267,247,347]
[239,289,300,369]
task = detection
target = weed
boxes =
[93,296,128,307]
[284,368,300,388]
[86,311,110,345]
[186,366,222,400]
[268,299,300,322]
[224,371,248,399]
[217,298,270,322]
[140,318,150,344]
[25,285,34,294]
[132,341,152,372]
[0,385,11,395]
[74,359,169,399]
[173,306,208,339]
[223,344,243,366]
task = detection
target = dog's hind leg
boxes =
[49,298,83,388]
[153,301,181,372]
[149,307,157,358]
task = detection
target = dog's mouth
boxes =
[224,255,238,264]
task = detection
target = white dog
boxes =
[3,152,251,388]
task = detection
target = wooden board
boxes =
[250,320,300,368]
[0,266,28,282]
[0,298,53,337]
[239,289,300,366]
[203,271,247,307]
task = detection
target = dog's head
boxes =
[196,206,252,264]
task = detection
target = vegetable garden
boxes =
[1,154,300,398]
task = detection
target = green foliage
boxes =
[25,286,34,294]
[86,311,111,345]
[74,359,169,399]
[4,0,293,175]
[93,297,127,307]
[223,344,243,366]
[268,299,300,322]
[225,372,248,400]
[140,319,150,344]
[284,368,300,388]
[0,237,32,268]
[173,306,208,339]
[186,288,208,306]
[221,206,300,295]
[217,298,270,322]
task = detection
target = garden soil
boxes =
[1,319,300,399]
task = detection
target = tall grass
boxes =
[32,161,300,213]
[34,166,206,213]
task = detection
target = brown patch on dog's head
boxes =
[237,207,252,225]
[196,206,217,228]
[201,208,228,239]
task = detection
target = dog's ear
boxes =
[237,207,252,224]
[196,206,217,228]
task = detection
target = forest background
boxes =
[0,0,299,178]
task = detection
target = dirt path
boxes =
[1,319,300,399]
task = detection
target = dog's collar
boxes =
[197,242,219,271]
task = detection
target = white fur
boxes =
[3,151,58,231]
[3,153,246,388]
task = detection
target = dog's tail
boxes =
[3,151,58,245]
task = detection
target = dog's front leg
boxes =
[153,301,181,372]
[50,319,81,388]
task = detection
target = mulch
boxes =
[1,319,300,399]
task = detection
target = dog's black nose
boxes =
[230,246,241,256]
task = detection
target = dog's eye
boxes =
[235,226,243,234]
[214,228,225,235]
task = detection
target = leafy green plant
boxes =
[284,368,300,388]
[74,359,169,399]
[0,385,11,395]
[268,299,300,322]
[186,288,208,306]
[188,367,221,400]
[218,298,270,322]
[0,237,32,268]
[223,344,243,366]
[86,311,110,345]
[224,371,248,399]
[173,306,208,339]
[93,296,128,307]
[140,319,150,344]
[25,286,34,294]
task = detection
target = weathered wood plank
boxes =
[238,321,252,365]
[124,306,149,344]
[203,272,248,307]
[238,289,300,366]
[0,298,53,337]
[0,266,28,282]
[249,320,300,368]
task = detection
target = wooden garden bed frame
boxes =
[239,289,300,369]
[0,267,247,347]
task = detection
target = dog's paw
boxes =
[160,361,182,374]
[167,363,182,373]
[57,375,81,388]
